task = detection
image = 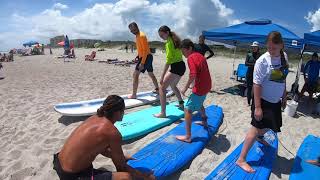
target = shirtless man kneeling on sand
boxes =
[53,95,154,180]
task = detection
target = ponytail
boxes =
[280,49,288,69]
[169,31,181,49]
[159,25,181,49]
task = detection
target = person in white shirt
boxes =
[236,31,289,173]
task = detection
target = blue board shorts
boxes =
[135,54,153,73]
[185,93,207,112]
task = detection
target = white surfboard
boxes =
[54,90,174,116]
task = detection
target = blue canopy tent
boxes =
[304,30,320,53]
[203,19,304,99]
[23,40,39,47]
[203,19,303,49]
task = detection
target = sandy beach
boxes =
[0,48,319,180]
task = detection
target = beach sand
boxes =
[0,48,319,180]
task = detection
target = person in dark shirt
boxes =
[300,52,320,101]
[194,35,214,60]
[245,41,261,105]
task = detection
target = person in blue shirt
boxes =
[300,52,320,100]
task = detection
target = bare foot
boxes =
[306,160,320,166]
[236,159,256,173]
[152,88,159,94]
[153,113,166,118]
[128,94,137,99]
[256,137,270,146]
[176,135,191,143]
[195,116,208,128]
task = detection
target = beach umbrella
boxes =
[23,40,39,47]
[94,42,101,48]
[64,35,70,49]
[57,41,65,46]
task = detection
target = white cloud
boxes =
[53,3,69,10]
[305,8,320,32]
[1,0,239,50]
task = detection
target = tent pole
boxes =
[231,41,237,79]
[292,44,305,101]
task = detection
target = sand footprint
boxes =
[9,167,36,180]
[8,149,22,159]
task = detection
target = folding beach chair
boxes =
[236,64,248,82]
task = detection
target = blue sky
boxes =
[0,0,319,51]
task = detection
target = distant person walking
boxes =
[125,43,128,53]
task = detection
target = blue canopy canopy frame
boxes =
[203,19,305,99]
[203,19,303,79]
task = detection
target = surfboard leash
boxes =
[278,137,296,157]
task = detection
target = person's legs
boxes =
[194,105,208,128]
[168,73,183,107]
[128,70,140,99]
[153,72,174,118]
[247,85,253,105]
[300,82,308,98]
[307,82,315,101]
[246,73,253,105]
[148,72,159,91]
[236,126,266,173]
[145,55,159,92]
[176,109,193,143]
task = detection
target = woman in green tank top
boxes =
[154,25,186,118]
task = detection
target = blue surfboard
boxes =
[205,130,278,180]
[127,104,223,178]
[116,102,184,141]
[289,135,320,180]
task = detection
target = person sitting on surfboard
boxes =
[175,39,212,143]
[236,31,289,173]
[154,25,186,118]
[53,95,154,180]
[128,22,159,99]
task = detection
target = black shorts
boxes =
[251,98,282,132]
[53,153,112,180]
[135,54,153,73]
[169,61,186,76]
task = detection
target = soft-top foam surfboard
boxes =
[205,130,278,180]
[127,104,223,178]
[54,90,173,116]
[289,135,320,180]
[117,102,184,141]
